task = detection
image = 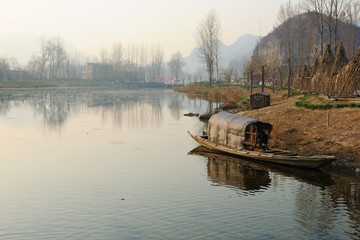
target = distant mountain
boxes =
[183,34,260,75]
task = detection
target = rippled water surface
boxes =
[0,87,359,240]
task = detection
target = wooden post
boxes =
[250,70,253,109]
[261,66,265,93]
[288,58,292,98]
[279,67,283,89]
[272,68,275,93]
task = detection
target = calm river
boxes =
[0,87,359,240]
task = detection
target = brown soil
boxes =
[236,88,360,172]
[176,85,360,174]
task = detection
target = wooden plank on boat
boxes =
[273,152,299,156]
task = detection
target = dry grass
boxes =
[176,84,360,168]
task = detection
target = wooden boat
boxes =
[188,146,335,187]
[188,112,335,168]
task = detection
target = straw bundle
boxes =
[292,66,302,90]
[309,44,334,94]
[333,46,360,98]
[328,41,348,96]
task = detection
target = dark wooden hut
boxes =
[251,93,270,109]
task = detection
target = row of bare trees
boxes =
[94,43,162,81]
[81,42,186,82]
[305,0,360,56]
[0,35,187,82]
[1,10,218,83]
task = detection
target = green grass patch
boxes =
[295,93,360,110]
[335,103,360,108]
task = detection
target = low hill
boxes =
[253,12,360,67]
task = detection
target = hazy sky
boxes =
[1,0,290,63]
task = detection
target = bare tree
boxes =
[222,67,234,84]
[99,47,109,64]
[167,51,185,81]
[275,1,298,97]
[332,0,351,51]
[47,37,67,80]
[149,45,164,81]
[67,53,88,80]
[111,42,123,81]
[195,68,205,83]
[38,36,52,80]
[139,45,148,81]
[27,55,41,80]
[303,0,326,55]
[228,60,241,84]
[195,9,221,87]
[345,1,360,57]
[35,35,67,80]
[214,40,222,82]
[0,58,9,81]
[240,55,252,84]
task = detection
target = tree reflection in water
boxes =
[0,88,190,132]
[0,93,13,116]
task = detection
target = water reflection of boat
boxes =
[205,149,271,191]
[188,111,336,168]
[189,146,335,188]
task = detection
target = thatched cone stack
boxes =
[328,41,348,96]
[333,46,360,98]
[292,66,302,90]
[309,44,334,94]
[292,63,311,91]
[310,56,319,78]
[301,64,312,91]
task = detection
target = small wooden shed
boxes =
[251,93,270,109]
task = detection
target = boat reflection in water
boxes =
[189,146,335,192]
[205,149,271,192]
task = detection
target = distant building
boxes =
[82,63,113,81]
[7,70,32,81]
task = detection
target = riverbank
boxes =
[175,83,360,175]
[0,80,175,89]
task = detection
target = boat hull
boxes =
[187,131,335,168]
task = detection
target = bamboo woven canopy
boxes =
[208,112,272,151]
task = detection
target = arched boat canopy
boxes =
[208,111,272,150]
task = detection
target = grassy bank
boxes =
[0,80,113,88]
[174,82,287,111]
[175,83,360,174]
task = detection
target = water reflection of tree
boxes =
[87,91,164,129]
[0,93,12,116]
[30,92,74,131]
[327,173,360,238]
[294,173,360,238]
[0,89,191,131]
[294,183,336,237]
[150,94,162,128]
[168,94,183,120]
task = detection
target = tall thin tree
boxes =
[195,9,221,88]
